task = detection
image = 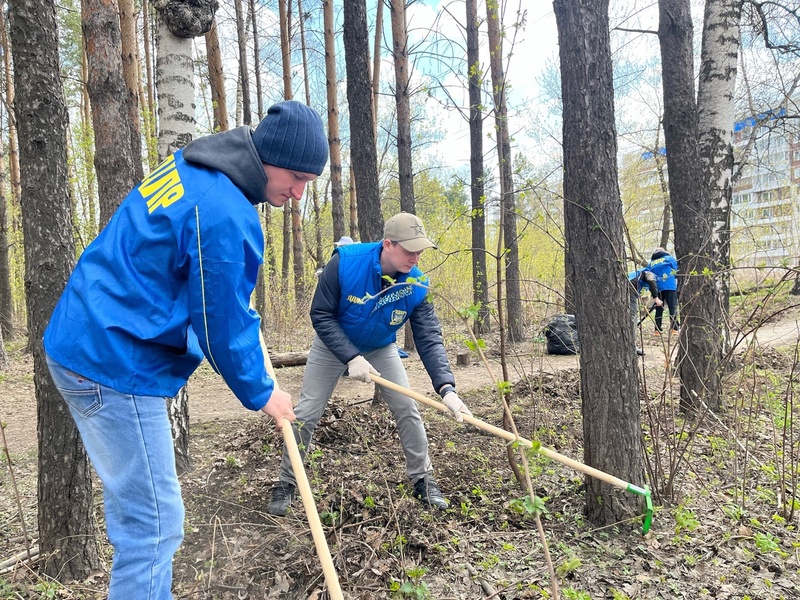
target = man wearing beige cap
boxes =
[267,212,471,515]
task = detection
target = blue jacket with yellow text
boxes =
[44,127,276,411]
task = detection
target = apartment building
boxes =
[730,108,799,267]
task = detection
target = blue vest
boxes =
[336,242,430,351]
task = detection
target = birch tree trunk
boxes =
[154,1,198,161]
[8,0,101,579]
[696,0,742,367]
[153,0,215,473]
[554,0,647,527]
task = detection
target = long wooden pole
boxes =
[370,374,652,503]
[263,350,344,599]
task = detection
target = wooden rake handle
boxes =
[370,374,647,495]
[262,345,344,600]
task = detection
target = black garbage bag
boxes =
[543,314,579,355]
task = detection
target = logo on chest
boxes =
[390,310,407,326]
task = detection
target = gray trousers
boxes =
[278,335,433,486]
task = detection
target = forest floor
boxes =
[1,301,800,599]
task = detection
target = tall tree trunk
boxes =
[250,0,265,326]
[554,0,647,526]
[0,12,16,339]
[371,0,383,137]
[0,7,22,214]
[0,112,12,359]
[250,0,264,121]
[83,0,140,228]
[658,0,720,413]
[298,0,323,272]
[119,0,145,182]
[466,0,490,334]
[8,0,101,579]
[234,0,251,125]
[323,0,345,241]
[142,0,159,170]
[485,0,524,342]
[696,0,742,381]
[78,48,98,244]
[349,164,358,238]
[206,18,229,132]
[154,1,197,161]
[390,0,414,214]
[343,0,383,241]
[278,0,295,291]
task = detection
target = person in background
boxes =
[648,247,680,334]
[267,212,472,516]
[43,100,328,599]
[628,268,662,355]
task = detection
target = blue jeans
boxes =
[279,336,433,487]
[45,353,184,600]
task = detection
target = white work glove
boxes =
[442,390,472,423]
[347,355,380,383]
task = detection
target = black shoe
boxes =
[267,481,295,516]
[412,477,448,510]
[636,347,645,356]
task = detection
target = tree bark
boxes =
[323,0,345,241]
[390,0,415,214]
[8,0,101,579]
[205,18,229,132]
[83,0,140,228]
[554,0,647,527]
[659,0,720,412]
[154,1,196,161]
[234,0,251,125]
[485,0,523,342]
[119,0,145,182]
[371,0,383,138]
[0,96,15,340]
[343,0,383,241]
[696,0,742,392]
[466,0,490,334]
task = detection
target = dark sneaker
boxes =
[267,481,295,516]
[413,478,448,510]
[636,347,645,356]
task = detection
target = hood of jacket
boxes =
[181,126,268,205]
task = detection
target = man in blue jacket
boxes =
[267,212,472,516]
[43,100,328,600]
[648,247,680,334]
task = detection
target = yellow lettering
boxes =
[147,182,184,212]
[139,155,186,213]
